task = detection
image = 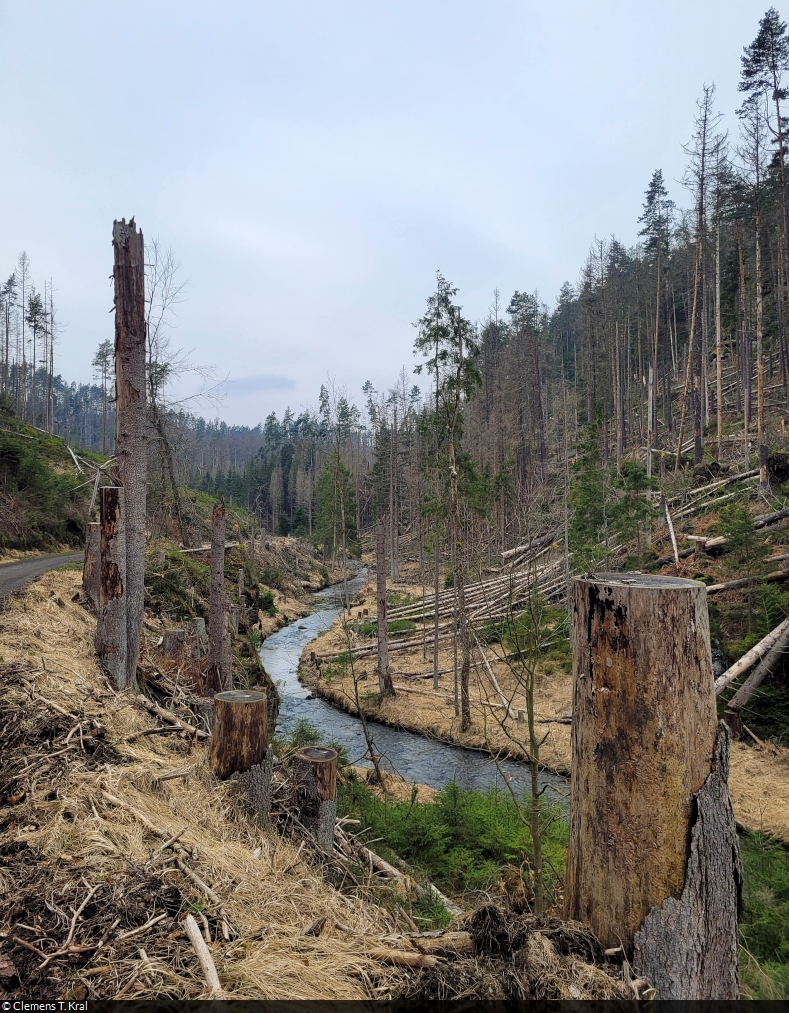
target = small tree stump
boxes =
[190,617,207,651]
[238,568,244,597]
[293,746,337,853]
[209,690,268,779]
[566,572,739,996]
[230,608,239,634]
[163,628,185,661]
[83,522,100,608]
[157,549,166,567]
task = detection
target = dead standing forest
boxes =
[2,8,789,1001]
[5,16,789,572]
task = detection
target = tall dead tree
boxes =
[113,218,146,690]
[206,500,230,694]
[376,517,394,696]
[96,487,127,688]
[82,521,100,608]
[566,573,740,998]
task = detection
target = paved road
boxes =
[0,552,84,599]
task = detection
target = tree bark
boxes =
[208,689,268,778]
[633,725,741,999]
[566,573,720,960]
[376,517,394,696]
[206,501,228,694]
[97,487,128,688]
[293,746,337,853]
[83,521,100,608]
[113,218,146,691]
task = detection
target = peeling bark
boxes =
[634,724,741,999]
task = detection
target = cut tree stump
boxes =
[566,572,739,997]
[209,690,268,778]
[96,487,127,689]
[83,522,100,608]
[209,689,272,824]
[163,628,185,661]
[293,746,337,853]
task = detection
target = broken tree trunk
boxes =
[714,617,789,695]
[209,689,272,824]
[83,521,100,608]
[376,518,394,696]
[112,218,146,691]
[724,627,789,736]
[206,501,228,694]
[566,573,739,997]
[96,487,128,688]
[293,746,337,853]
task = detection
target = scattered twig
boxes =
[182,913,223,998]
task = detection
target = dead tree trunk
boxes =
[725,626,789,736]
[293,746,337,852]
[376,518,394,696]
[83,521,100,608]
[209,689,272,825]
[96,487,127,688]
[112,218,146,691]
[566,573,739,997]
[206,500,228,694]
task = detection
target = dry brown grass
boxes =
[0,570,403,1000]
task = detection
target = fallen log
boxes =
[137,695,209,739]
[366,948,439,968]
[501,528,560,559]
[754,506,789,529]
[724,627,789,735]
[715,617,789,696]
[706,569,789,595]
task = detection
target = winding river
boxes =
[259,570,568,803]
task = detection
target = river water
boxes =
[259,570,569,804]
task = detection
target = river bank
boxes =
[300,579,789,844]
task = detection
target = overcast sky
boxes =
[0,0,773,426]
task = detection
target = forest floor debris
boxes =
[0,568,634,1000]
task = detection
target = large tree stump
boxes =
[83,522,100,608]
[113,218,146,691]
[209,690,272,825]
[209,690,268,778]
[96,487,127,688]
[566,573,739,997]
[293,746,337,853]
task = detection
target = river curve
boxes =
[259,570,568,804]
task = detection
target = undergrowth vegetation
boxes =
[0,403,90,549]
[738,831,789,999]
[337,777,568,906]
